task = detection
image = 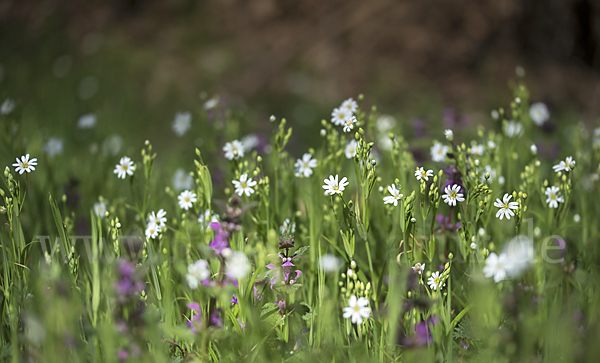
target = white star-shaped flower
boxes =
[233,173,257,197]
[343,115,357,133]
[545,186,563,209]
[223,140,245,160]
[427,271,445,290]
[383,184,403,206]
[12,154,37,174]
[113,156,135,179]
[145,222,160,239]
[415,167,434,181]
[345,139,358,159]
[322,175,349,196]
[178,190,197,210]
[493,193,519,220]
[412,263,425,275]
[442,184,464,206]
[1,98,15,115]
[172,111,192,136]
[342,295,371,325]
[552,156,575,173]
[430,142,448,162]
[294,153,317,178]
[529,102,549,126]
[148,209,167,229]
[331,107,351,126]
[199,208,219,228]
[504,120,523,138]
[340,98,358,114]
[483,252,511,283]
[186,259,210,289]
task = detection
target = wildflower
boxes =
[331,107,351,126]
[145,222,160,239]
[545,186,564,208]
[415,167,434,181]
[294,153,317,177]
[494,193,519,220]
[241,134,259,152]
[1,98,14,115]
[199,209,219,228]
[93,202,106,218]
[412,263,425,274]
[209,222,231,256]
[233,173,257,197]
[491,109,499,119]
[444,129,453,141]
[442,184,464,206]
[488,140,496,149]
[376,114,396,133]
[529,102,549,125]
[471,144,484,155]
[280,219,296,235]
[505,235,534,277]
[77,113,97,129]
[470,242,476,249]
[44,137,64,157]
[504,120,523,137]
[322,175,349,196]
[342,295,371,324]
[172,111,192,136]
[172,169,194,191]
[483,252,511,282]
[203,96,219,110]
[552,156,576,173]
[343,115,357,133]
[405,316,440,347]
[427,271,445,290]
[574,214,581,222]
[178,190,197,210]
[340,98,358,114]
[148,209,167,228]
[12,154,38,174]
[186,302,203,333]
[383,184,403,206]
[223,140,245,160]
[344,139,358,159]
[113,156,135,179]
[114,260,144,302]
[530,144,537,155]
[430,142,448,162]
[319,254,342,272]
[186,260,210,289]
[226,252,250,280]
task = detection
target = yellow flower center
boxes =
[551,194,556,200]
[123,165,128,170]
[434,278,440,284]
[354,306,360,312]
[242,183,247,188]
[334,186,339,190]
[22,162,28,168]
[451,192,456,198]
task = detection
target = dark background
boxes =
[1,0,599,142]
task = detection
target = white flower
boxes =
[101,134,124,156]
[172,112,192,136]
[574,214,581,223]
[172,169,194,191]
[376,115,396,133]
[331,107,352,126]
[319,254,342,272]
[530,144,537,155]
[545,186,564,208]
[343,115,357,133]
[233,173,257,197]
[322,175,349,196]
[552,156,576,173]
[345,139,358,159]
[444,129,453,141]
[1,98,14,115]
[483,252,511,282]
[494,193,519,220]
[412,263,425,274]
[113,156,135,179]
[43,138,63,158]
[148,209,167,229]
[145,222,160,239]
[378,134,393,151]
[415,167,434,181]
[340,98,358,114]
[442,184,464,206]
[487,140,496,149]
[93,202,106,218]
[529,102,549,126]
[491,110,499,120]
[241,134,260,152]
[280,219,296,235]
[178,190,197,210]
[383,184,403,206]
[186,259,210,289]
[470,242,477,249]
[342,295,371,324]
[504,120,523,138]
[504,235,534,277]
[203,96,219,110]
[471,144,484,156]
[226,252,250,280]
[294,153,317,178]
[77,113,97,129]
[199,208,219,228]
[481,165,497,183]
[427,271,445,290]
[430,142,448,162]
[498,176,505,185]
[12,154,38,174]
[223,140,245,160]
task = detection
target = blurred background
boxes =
[1,0,599,150]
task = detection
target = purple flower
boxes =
[403,315,440,347]
[210,309,223,328]
[117,350,129,360]
[231,294,238,304]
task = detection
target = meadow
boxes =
[1,76,599,362]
